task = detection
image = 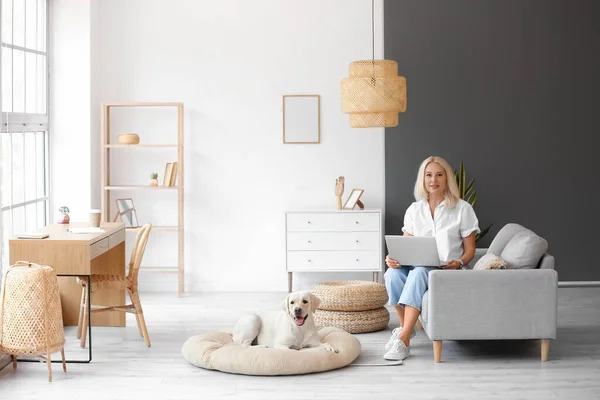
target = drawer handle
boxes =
[307,221,311,224]
[355,221,359,224]
[355,259,359,262]
[355,240,360,243]
[308,259,312,262]
[307,240,311,243]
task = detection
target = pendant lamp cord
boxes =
[371,0,375,61]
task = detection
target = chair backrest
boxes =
[127,224,152,288]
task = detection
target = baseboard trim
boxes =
[558,281,600,288]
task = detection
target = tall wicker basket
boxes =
[0,261,66,382]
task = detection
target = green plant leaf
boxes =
[464,179,475,198]
[476,224,493,243]
[466,189,477,206]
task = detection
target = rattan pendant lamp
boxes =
[341,0,407,128]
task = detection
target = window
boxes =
[0,0,48,272]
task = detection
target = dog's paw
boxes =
[322,343,338,353]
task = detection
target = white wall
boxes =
[49,0,91,223]
[54,0,386,292]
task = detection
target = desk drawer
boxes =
[286,213,380,232]
[286,251,381,271]
[90,238,109,259]
[108,229,125,250]
[287,232,380,251]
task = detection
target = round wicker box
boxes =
[310,280,388,312]
[117,133,140,145]
[0,261,66,381]
[313,307,389,334]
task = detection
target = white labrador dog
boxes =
[232,291,338,352]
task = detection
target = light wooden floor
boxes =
[1,287,599,400]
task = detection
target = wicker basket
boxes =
[310,280,388,312]
[314,307,389,334]
[0,261,66,381]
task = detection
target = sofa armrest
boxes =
[426,269,558,340]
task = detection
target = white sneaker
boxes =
[384,327,416,351]
[384,339,410,361]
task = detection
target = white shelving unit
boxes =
[100,102,185,295]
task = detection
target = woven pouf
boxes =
[313,308,390,334]
[0,261,66,382]
[310,280,389,333]
[310,280,388,311]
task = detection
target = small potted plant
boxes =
[57,206,70,224]
[149,173,158,187]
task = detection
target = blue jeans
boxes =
[384,265,436,311]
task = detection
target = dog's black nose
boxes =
[294,308,302,315]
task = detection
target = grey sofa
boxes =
[419,223,558,362]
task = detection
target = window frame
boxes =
[0,0,50,271]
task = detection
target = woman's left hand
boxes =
[441,260,462,270]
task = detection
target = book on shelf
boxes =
[170,162,178,186]
[163,162,173,187]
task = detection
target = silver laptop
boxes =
[384,235,441,267]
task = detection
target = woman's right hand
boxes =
[385,255,402,269]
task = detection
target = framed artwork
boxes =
[282,94,320,144]
[343,189,365,210]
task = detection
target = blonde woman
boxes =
[383,156,480,361]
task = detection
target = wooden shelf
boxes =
[104,186,179,191]
[126,226,179,232]
[104,144,179,148]
[102,102,182,107]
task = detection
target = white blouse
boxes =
[402,199,480,264]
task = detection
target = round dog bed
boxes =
[310,280,388,311]
[181,327,360,376]
[313,307,389,334]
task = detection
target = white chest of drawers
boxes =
[285,210,383,292]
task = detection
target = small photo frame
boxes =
[343,189,365,210]
[113,198,140,227]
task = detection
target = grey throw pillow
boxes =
[500,230,548,269]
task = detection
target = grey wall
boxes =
[384,0,598,281]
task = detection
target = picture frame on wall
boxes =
[282,94,320,144]
[343,189,365,210]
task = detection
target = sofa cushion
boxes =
[487,223,529,255]
[473,253,507,270]
[500,230,548,269]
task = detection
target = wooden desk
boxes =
[9,222,126,327]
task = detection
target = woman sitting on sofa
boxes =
[383,156,480,361]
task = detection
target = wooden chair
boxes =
[77,224,152,348]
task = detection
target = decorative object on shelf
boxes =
[117,133,140,145]
[57,206,70,224]
[343,189,364,210]
[89,209,102,227]
[453,160,492,242]
[0,261,66,382]
[283,95,320,144]
[163,162,179,187]
[163,163,174,186]
[149,173,159,187]
[335,176,345,210]
[113,198,139,227]
[340,0,406,128]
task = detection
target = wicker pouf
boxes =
[310,280,388,311]
[0,261,66,382]
[313,308,390,334]
[310,280,390,333]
